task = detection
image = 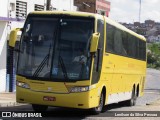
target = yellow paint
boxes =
[9,28,22,47]
[90,33,100,53]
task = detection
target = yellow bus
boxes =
[9,11,146,114]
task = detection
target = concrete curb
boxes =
[0,102,18,107]
[0,93,22,107]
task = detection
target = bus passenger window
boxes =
[114,29,123,54]
[122,31,128,56]
[106,24,114,52]
[128,35,136,58]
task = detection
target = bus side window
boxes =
[129,35,136,58]
[106,23,146,61]
[113,29,123,55]
[139,40,146,60]
[134,37,139,59]
[122,31,128,56]
[106,24,115,52]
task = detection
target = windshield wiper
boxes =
[33,44,51,77]
[33,54,49,77]
[58,55,69,80]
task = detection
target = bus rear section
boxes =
[102,17,146,105]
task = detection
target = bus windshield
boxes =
[17,16,94,81]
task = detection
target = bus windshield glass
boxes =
[17,16,94,81]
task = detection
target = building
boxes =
[156,35,160,43]
[0,0,76,92]
[9,0,77,31]
[0,0,8,92]
[148,35,160,43]
[121,20,160,43]
[134,22,141,28]
[74,0,110,16]
[121,23,135,32]
[145,20,155,30]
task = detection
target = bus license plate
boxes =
[43,96,56,101]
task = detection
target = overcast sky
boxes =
[108,0,160,23]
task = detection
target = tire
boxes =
[32,104,48,112]
[101,105,108,113]
[91,93,104,114]
[126,88,137,106]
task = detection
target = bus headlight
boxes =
[16,81,30,89]
[70,86,89,93]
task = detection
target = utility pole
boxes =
[139,0,141,22]
[46,0,51,10]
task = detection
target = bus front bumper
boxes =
[16,87,99,109]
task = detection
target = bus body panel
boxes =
[101,53,146,105]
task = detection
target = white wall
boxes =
[24,0,45,14]
[0,0,8,17]
[52,0,74,11]
[0,0,8,92]
[0,22,7,92]
[0,22,7,56]
[8,0,76,31]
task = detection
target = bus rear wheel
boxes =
[91,92,104,114]
[126,88,137,106]
[32,104,48,112]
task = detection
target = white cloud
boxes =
[142,10,160,21]
[109,0,160,23]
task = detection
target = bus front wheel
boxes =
[91,92,104,114]
[32,104,48,112]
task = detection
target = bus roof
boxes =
[30,11,97,18]
[29,11,146,41]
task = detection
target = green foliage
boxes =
[150,43,160,54]
[147,43,160,69]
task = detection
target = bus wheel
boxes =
[32,104,48,112]
[91,93,104,114]
[126,88,137,106]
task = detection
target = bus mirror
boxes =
[90,33,100,53]
[9,28,22,47]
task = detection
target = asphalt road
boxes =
[0,68,160,119]
[136,68,160,106]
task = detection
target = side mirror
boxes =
[90,32,100,53]
[9,28,22,47]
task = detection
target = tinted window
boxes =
[106,24,114,52]
[106,24,127,56]
[106,23,146,61]
[128,35,136,58]
[139,40,146,60]
[122,31,128,55]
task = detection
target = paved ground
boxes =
[135,68,160,106]
[0,92,17,107]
